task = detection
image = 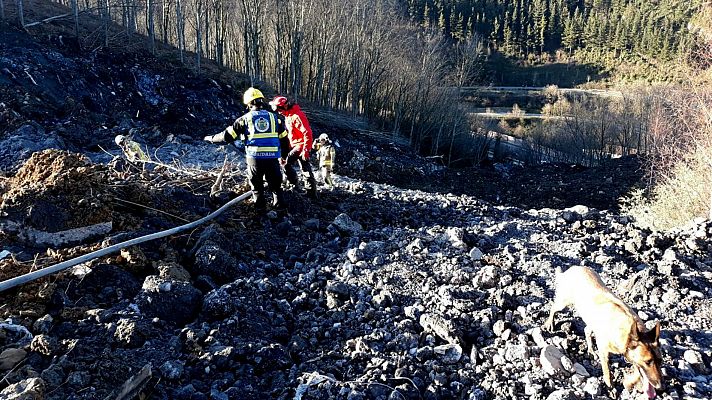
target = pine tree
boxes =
[562,11,576,54]
[423,3,431,30]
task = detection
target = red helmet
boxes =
[269,96,288,110]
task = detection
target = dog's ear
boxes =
[639,321,661,344]
[628,320,640,347]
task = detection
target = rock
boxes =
[254,343,291,372]
[160,360,184,380]
[0,377,45,399]
[67,370,90,389]
[30,335,58,356]
[546,388,581,400]
[433,344,462,364]
[446,227,466,248]
[583,377,601,396]
[468,247,483,261]
[114,318,150,347]
[573,363,589,377]
[560,355,575,373]
[683,349,707,373]
[416,346,434,362]
[504,343,529,362]
[473,265,500,289]
[32,315,53,334]
[331,213,363,235]
[419,313,461,345]
[275,220,291,237]
[0,124,65,172]
[119,246,149,274]
[530,327,547,348]
[492,320,507,337]
[325,282,350,298]
[202,286,237,320]
[0,348,27,370]
[561,211,580,223]
[304,219,320,231]
[540,345,568,377]
[347,248,363,263]
[156,261,192,281]
[372,290,393,308]
[135,276,202,325]
[194,243,249,284]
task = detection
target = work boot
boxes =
[273,191,288,211]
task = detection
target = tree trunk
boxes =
[71,0,78,37]
[176,0,183,63]
[196,5,202,73]
[1,0,5,21]
[148,0,155,53]
[102,0,109,48]
[17,0,24,27]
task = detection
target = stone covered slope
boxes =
[0,152,710,399]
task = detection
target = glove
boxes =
[203,135,214,143]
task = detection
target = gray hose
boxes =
[0,191,253,293]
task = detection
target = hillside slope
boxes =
[0,24,710,400]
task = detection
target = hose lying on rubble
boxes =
[0,191,253,293]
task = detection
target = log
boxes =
[108,363,152,400]
[0,221,113,248]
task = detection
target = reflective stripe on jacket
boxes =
[318,144,335,167]
[230,110,285,159]
[124,141,149,162]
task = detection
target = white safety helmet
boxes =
[114,135,126,146]
[318,133,330,142]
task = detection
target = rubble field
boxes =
[0,18,710,400]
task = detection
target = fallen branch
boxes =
[22,12,73,28]
[210,156,229,197]
[113,197,189,222]
[0,221,113,247]
[109,363,152,400]
[23,70,37,86]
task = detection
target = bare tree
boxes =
[16,0,24,26]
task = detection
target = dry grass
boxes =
[621,86,712,230]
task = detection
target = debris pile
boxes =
[0,151,709,399]
[0,20,709,400]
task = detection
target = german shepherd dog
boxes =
[543,266,664,398]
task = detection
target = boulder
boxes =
[135,276,202,325]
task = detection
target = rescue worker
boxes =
[315,133,336,189]
[114,135,149,163]
[268,96,318,198]
[204,87,289,211]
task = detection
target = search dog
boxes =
[543,266,663,398]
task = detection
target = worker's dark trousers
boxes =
[246,157,285,210]
[284,152,317,197]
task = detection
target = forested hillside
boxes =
[403,0,707,81]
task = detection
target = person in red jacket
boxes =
[269,96,318,199]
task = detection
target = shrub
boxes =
[621,88,712,229]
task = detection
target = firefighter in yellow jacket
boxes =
[204,87,289,211]
[316,133,336,189]
[115,135,149,163]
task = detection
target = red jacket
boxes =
[280,104,313,158]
